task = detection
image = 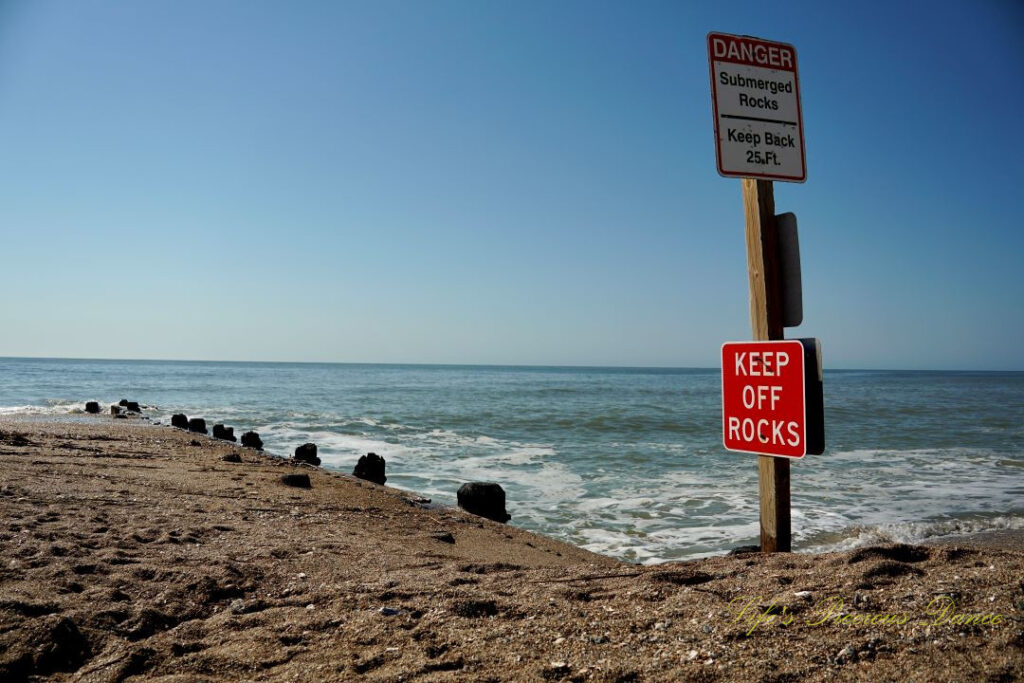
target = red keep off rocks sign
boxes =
[721,339,824,458]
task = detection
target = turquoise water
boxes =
[1,357,1022,562]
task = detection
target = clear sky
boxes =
[1,0,1021,369]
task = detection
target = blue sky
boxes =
[1,0,1021,369]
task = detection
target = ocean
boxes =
[1,357,1021,563]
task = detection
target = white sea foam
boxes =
[257,426,415,461]
[503,443,1024,563]
[800,515,1024,554]
[250,418,584,521]
[0,402,88,415]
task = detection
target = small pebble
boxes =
[837,644,856,663]
[379,606,402,616]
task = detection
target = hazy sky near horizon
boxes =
[1,1,1022,369]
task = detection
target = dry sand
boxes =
[1,418,1021,682]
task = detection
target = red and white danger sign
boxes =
[721,339,823,458]
[708,32,806,182]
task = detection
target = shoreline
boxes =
[1,418,1022,681]
[10,409,1023,562]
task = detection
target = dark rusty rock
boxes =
[353,452,386,485]
[212,424,236,442]
[294,443,320,466]
[240,431,263,450]
[457,482,511,523]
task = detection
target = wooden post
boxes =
[742,178,791,553]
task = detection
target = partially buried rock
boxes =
[110,405,123,417]
[222,453,241,463]
[241,431,263,450]
[353,452,386,485]
[294,442,320,466]
[84,401,100,414]
[212,424,236,442]
[187,418,207,434]
[32,616,92,675]
[0,615,92,678]
[729,545,761,555]
[457,482,511,523]
[281,473,311,489]
[124,401,141,413]
[171,414,189,429]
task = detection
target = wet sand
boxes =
[927,529,1024,553]
[1,418,1021,681]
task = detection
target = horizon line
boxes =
[1,355,1020,374]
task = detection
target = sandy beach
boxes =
[1,417,1021,682]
